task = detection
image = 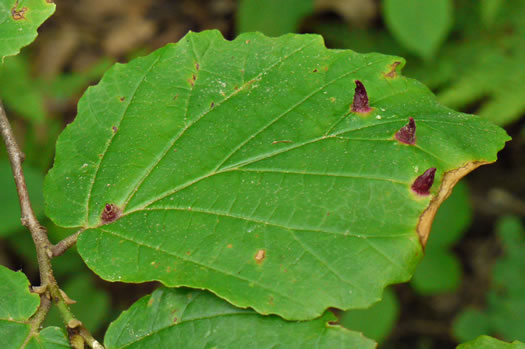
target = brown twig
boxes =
[51,229,83,257]
[0,100,103,349]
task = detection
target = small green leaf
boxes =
[45,30,509,320]
[25,327,71,349]
[237,0,314,36]
[457,335,525,349]
[0,0,55,61]
[0,265,39,321]
[382,0,453,59]
[0,266,70,348]
[104,287,376,349]
[0,160,45,237]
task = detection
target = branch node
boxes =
[31,285,48,294]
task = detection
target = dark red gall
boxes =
[411,168,436,196]
[351,80,372,113]
[395,117,416,145]
[101,203,120,224]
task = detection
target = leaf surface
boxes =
[104,287,375,349]
[0,0,55,61]
[45,30,509,320]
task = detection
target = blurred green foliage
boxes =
[316,0,525,126]
[340,287,400,343]
[411,181,472,294]
[0,53,111,123]
[454,216,525,343]
[457,335,525,349]
[236,0,314,36]
[382,0,453,59]
[0,160,44,237]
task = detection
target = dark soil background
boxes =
[2,0,524,348]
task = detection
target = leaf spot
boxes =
[210,101,215,109]
[395,117,416,145]
[255,249,266,264]
[101,203,121,224]
[173,316,178,323]
[411,168,436,196]
[227,244,232,248]
[11,5,28,20]
[313,68,318,72]
[195,62,200,71]
[112,126,118,133]
[119,96,125,102]
[351,80,372,114]
[384,61,401,78]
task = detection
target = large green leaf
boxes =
[457,336,525,349]
[104,287,375,348]
[0,265,70,349]
[44,30,509,320]
[0,0,55,61]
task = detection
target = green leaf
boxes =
[104,287,376,349]
[382,0,453,59]
[25,327,71,349]
[237,0,314,36]
[0,0,55,61]
[45,30,509,320]
[457,336,525,349]
[0,265,70,349]
[0,159,45,237]
[453,216,525,342]
[0,265,39,322]
[340,287,399,342]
